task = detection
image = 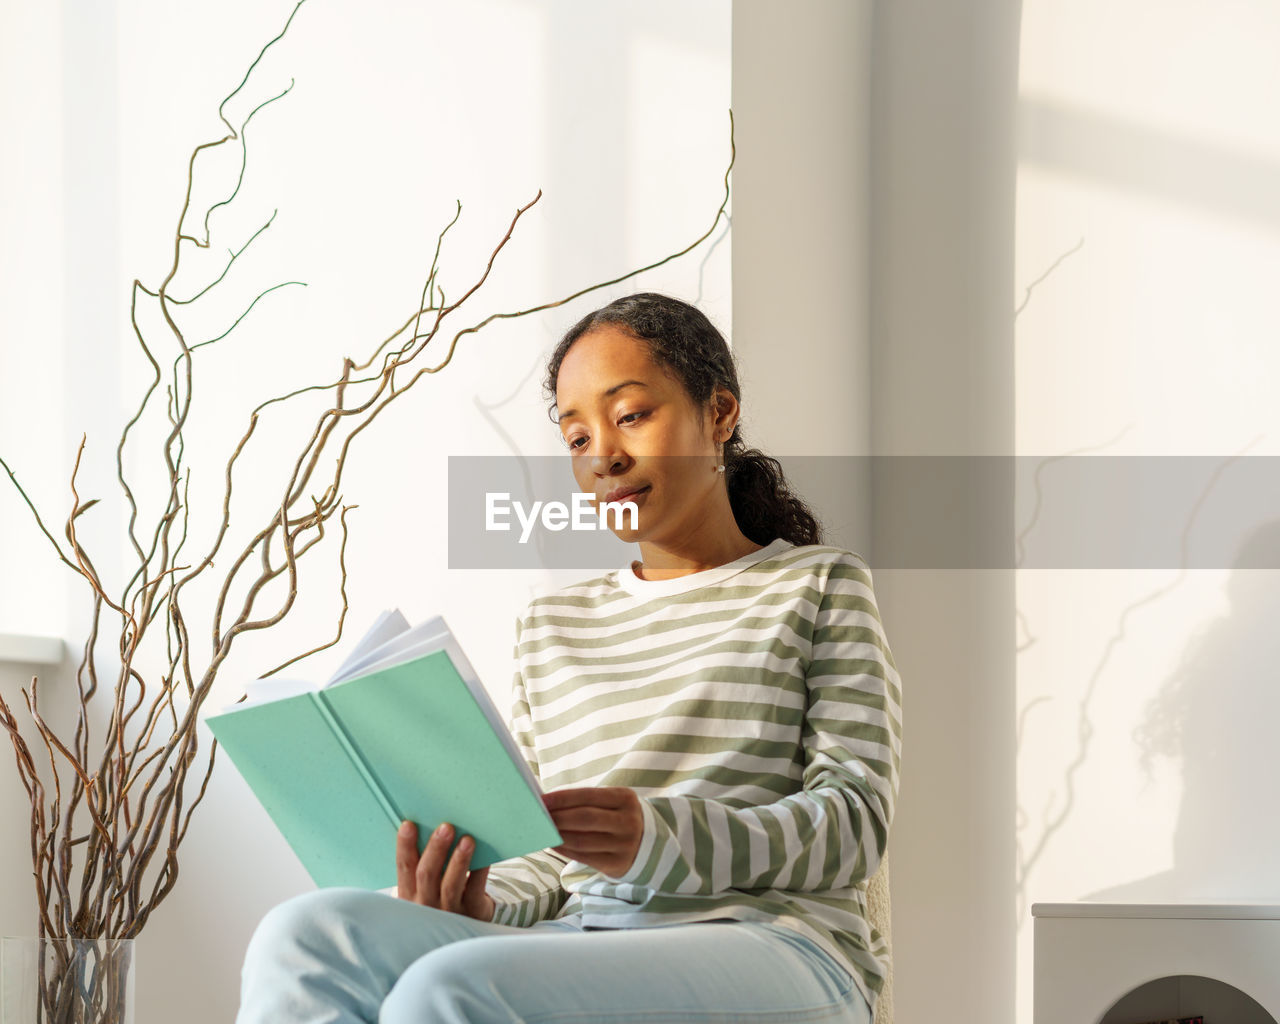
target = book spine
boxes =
[310,690,404,828]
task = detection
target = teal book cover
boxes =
[205,611,561,889]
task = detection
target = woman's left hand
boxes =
[543,786,644,878]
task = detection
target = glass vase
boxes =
[1,937,135,1024]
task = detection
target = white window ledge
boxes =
[0,634,64,666]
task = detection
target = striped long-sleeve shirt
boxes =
[485,538,903,1006]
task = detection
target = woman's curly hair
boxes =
[543,293,822,547]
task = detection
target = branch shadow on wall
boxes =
[1087,519,1280,902]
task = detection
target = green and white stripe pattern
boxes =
[486,539,903,1005]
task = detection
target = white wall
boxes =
[730,0,873,563]
[734,3,1021,1020]
[0,3,730,1022]
[737,4,1024,1018]
[1016,3,1280,1021]
[869,2,1021,1020]
[0,0,77,982]
[738,4,1280,1022]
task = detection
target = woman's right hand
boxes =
[395,820,495,921]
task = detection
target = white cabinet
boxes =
[1033,903,1280,1024]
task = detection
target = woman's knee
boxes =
[379,939,519,1024]
[246,887,392,958]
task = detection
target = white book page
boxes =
[215,608,406,714]
[328,608,410,682]
[220,676,315,711]
[326,615,449,687]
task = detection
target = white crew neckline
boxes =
[614,537,794,597]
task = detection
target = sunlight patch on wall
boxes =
[1015,2,1280,1020]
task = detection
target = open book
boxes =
[205,610,561,889]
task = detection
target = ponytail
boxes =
[724,443,823,547]
[545,293,824,548]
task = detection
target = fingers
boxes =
[554,830,622,854]
[550,805,628,833]
[395,821,419,900]
[438,834,475,912]
[412,822,455,907]
[552,836,635,879]
[543,786,634,811]
[463,864,490,904]
[543,787,644,879]
[461,865,493,921]
[396,820,486,916]
[546,790,643,848]
[553,813,633,860]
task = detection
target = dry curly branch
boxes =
[0,0,734,960]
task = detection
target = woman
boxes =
[237,293,901,1024]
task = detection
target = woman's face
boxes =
[554,324,735,548]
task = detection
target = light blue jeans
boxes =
[236,888,874,1024]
